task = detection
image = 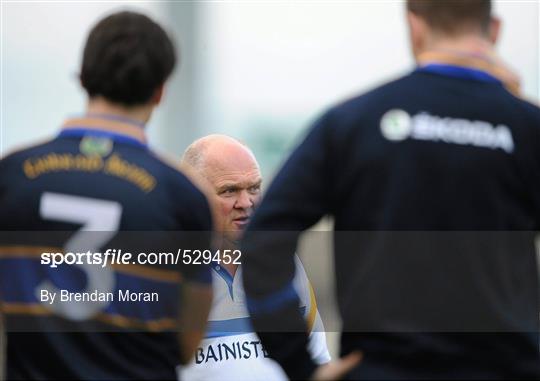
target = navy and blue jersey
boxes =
[0,115,212,380]
[243,62,540,379]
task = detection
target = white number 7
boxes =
[37,192,122,320]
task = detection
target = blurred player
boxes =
[0,11,212,380]
[179,135,330,381]
[243,0,540,379]
[0,313,4,381]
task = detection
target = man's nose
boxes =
[235,190,253,209]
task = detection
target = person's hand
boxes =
[310,351,363,381]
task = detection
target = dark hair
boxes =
[407,0,492,36]
[80,11,176,106]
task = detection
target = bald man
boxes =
[178,135,330,381]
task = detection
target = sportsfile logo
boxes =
[380,109,514,153]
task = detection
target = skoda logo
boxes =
[380,109,412,141]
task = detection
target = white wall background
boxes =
[1,1,196,157]
[1,0,539,173]
[195,0,539,176]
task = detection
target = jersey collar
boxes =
[212,264,236,300]
[416,49,521,96]
[59,114,148,148]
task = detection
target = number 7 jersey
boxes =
[0,114,213,380]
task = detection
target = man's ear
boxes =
[488,16,501,45]
[407,11,428,59]
[151,84,165,105]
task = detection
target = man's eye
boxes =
[248,186,261,194]
[221,189,236,195]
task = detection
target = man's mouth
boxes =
[233,216,250,226]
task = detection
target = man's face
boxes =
[202,146,262,243]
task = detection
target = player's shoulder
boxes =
[336,73,414,110]
[0,138,57,169]
[146,150,207,197]
[145,150,212,223]
[317,73,415,130]
[1,138,58,159]
[507,94,540,122]
[483,87,540,140]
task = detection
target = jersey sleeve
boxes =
[292,256,331,365]
[243,114,334,380]
[178,181,214,285]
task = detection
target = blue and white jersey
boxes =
[179,256,330,381]
[0,115,213,380]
